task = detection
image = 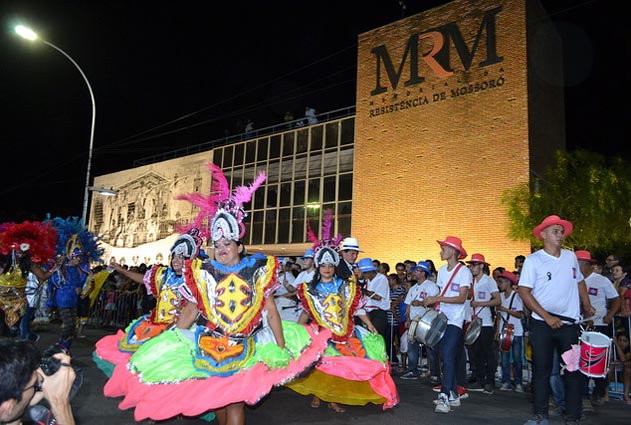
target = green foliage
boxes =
[501,150,631,256]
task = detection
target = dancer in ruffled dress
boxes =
[101,228,204,353]
[286,209,399,412]
[95,163,330,425]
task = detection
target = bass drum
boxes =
[463,317,482,345]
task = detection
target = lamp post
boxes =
[15,25,96,226]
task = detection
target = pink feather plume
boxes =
[232,171,267,207]
[321,209,333,241]
[175,163,266,239]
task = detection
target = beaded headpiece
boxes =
[176,163,266,242]
[307,209,343,268]
[0,220,57,264]
[170,228,203,259]
[46,216,104,266]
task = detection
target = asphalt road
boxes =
[27,322,630,425]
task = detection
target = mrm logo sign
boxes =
[370,6,503,96]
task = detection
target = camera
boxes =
[40,344,83,400]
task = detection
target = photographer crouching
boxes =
[0,339,75,425]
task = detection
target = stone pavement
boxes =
[29,322,630,425]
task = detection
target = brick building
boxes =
[91,0,563,270]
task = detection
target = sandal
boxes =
[328,402,346,413]
[310,397,321,408]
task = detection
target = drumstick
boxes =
[577,314,604,324]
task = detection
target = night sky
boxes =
[0,0,627,223]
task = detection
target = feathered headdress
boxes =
[170,228,204,259]
[46,216,104,266]
[0,220,57,264]
[176,163,266,242]
[307,209,343,267]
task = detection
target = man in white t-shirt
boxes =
[360,258,390,339]
[422,236,472,413]
[576,249,620,404]
[294,249,316,286]
[518,215,595,425]
[466,253,500,394]
[496,271,525,392]
[274,254,304,322]
[401,262,439,380]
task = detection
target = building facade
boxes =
[91,0,562,269]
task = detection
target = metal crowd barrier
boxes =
[609,316,631,400]
[87,290,142,329]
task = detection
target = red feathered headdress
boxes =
[0,221,58,264]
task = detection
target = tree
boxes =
[501,150,631,257]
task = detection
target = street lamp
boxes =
[88,186,117,196]
[15,24,96,226]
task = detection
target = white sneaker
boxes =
[449,394,461,407]
[515,384,524,393]
[434,393,451,413]
[500,382,512,391]
[432,395,460,407]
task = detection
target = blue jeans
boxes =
[439,325,463,397]
[19,306,36,340]
[530,319,582,420]
[501,335,523,385]
[427,344,440,378]
[406,340,422,375]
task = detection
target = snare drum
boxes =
[579,331,611,378]
[409,309,448,347]
[499,323,514,352]
[463,317,482,345]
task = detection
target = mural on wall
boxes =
[90,152,210,265]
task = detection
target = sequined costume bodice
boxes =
[146,265,186,324]
[297,276,361,343]
[0,268,28,326]
[184,254,277,337]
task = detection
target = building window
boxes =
[209,117,354,246]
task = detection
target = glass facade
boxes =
[212,117,355,245]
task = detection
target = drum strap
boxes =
[502,292,517,325]
[435,263,463,311]
[470,278,487,320]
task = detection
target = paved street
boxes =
[29,322,629,425]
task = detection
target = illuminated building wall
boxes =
[353,0,563,268]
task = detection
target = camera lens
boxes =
[39,344,83,400]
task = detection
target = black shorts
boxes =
[77,297,91,318]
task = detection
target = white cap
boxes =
[340,237,363,252]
